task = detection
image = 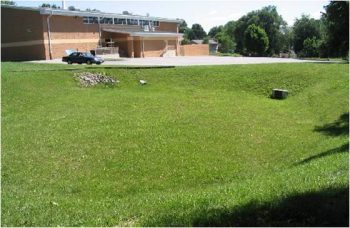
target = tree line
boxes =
[180,1,348,58]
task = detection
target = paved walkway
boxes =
[31,56,330,66]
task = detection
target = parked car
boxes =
[62,52,104,65]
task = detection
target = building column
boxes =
[176,37,179,56]
[128,36,134,58]
[142,37,145,58]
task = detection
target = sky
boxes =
[16,0,330,32]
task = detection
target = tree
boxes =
[223,21,236,38]
[179,20,188,33]
[41,3,60,9]
[244,24,269,56]
[180,38,190,45]
[1,0,16,5]
[40,3,50,8]
[191,23,207,40]
[279,26,293,53]
[208,25,223,38]
[86,8,100,12]
[202,36,209,44]
[300,37,320,57]
[292,15,321,55]
[68,6,79,11]
[215,31,235,53]
[51,4,59,9]
[122,11,131,15]
[184,28,195,40]
[322,1,349,57]
[234,6,286,56]
[208,23,237,54]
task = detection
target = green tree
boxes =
[191,23,207,40]
[40,3,50,8]
[179,20,188,33]
[208,24,236,53]
[292,15,321,55]
[51,4,59,9]
[215,31,235,53]
[180,38,190,45]
[244,24,269,56]
[300,37,320,57]
[208,25,223,38]
[184,28,195,40]
[68,6,79,11]
[223,21,236,39]
[279,26,293,53]
[322,1,349,57]
[202,36,209,44]
[1,0,16,5]
[234,6,286,56]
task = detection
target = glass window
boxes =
[83,16,98,24]
[152,21,159,27]
[90,17,98,24]
[114,18,126,25]
[83,17,89,24]
[127,18,139,25]
[140,20,150,26]
[101,17,113,24]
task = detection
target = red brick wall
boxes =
[1,7,46,60]
[42,15,100,59]
[157,22,178,33]
[180,44,209,56]
[1,7,181,60]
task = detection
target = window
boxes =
[127,18,139,26]
[152,21,159,27]
[139,20,150,26]
[83,16,98,24]
[100,17,113,24]
[114,18,126,25]
[83,17,89,24]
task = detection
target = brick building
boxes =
[1,5,184,61]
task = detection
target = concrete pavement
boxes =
[30,56,331,66]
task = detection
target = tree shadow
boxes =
[295,143,349,165]
[295,113,350,165]
[314,112,349,136]
[190,187,349,227]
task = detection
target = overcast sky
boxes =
[16,0,330,32]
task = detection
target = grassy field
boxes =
[1,62,349,226]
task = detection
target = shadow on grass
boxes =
[296,143,349,165]
[190,187,349,227]
[314,112,349,136]
[294,113,349,165]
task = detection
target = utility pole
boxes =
[62,0,66,10]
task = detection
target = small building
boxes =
[189,39,218,54]
[1,5,184,61]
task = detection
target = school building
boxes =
[1,5,192,61]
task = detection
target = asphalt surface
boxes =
[31,56,330,66]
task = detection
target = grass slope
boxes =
[1,62,349,226]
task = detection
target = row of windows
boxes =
[83,16,160,26]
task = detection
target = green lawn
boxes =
[1,62,349,226]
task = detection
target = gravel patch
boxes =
[74,72,118,87]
